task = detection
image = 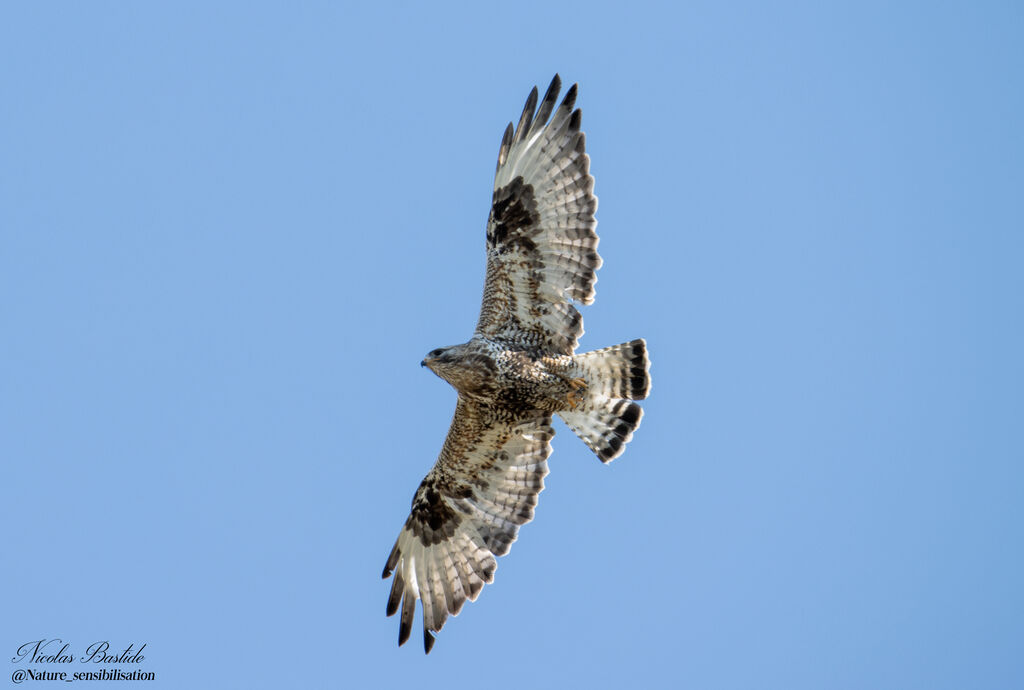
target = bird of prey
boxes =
[382,75,651,653]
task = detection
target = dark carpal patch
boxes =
[409,480,461,545]
[488,176,540,250]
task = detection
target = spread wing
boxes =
[382,399,554,653]
[475,75,601,356]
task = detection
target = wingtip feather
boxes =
[562,82,578,110]
[386,569,404,617]
[533,75,562,131]
[512,86,539,145]
[383,539,401,578]
[497,122,514,168]
[398,590,416,646]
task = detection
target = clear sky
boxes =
[3,2,1022,688]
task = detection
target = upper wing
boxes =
[475,75,601,356]
[382,398,553,653]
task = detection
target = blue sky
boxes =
[3,2,1022,688]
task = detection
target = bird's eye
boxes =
[429,349,444,358]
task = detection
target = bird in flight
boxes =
[382,75,651,653]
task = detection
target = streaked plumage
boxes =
[382,75,651,653]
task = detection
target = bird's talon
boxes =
[566,377,587,409]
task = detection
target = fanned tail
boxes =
[557,339,650,463]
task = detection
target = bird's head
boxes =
[421,343,483,392]
[421,345,459,377]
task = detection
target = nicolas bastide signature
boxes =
[12,639,146,665]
